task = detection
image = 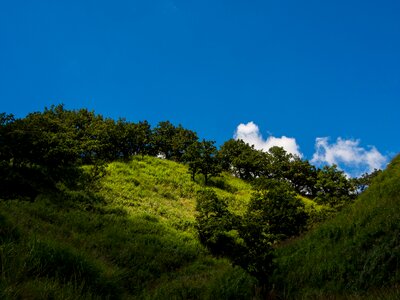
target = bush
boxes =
[248,179,308,239]
[195,189,238,257]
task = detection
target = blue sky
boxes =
[1,0,399,176]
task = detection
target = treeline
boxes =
[0,105,383,296]
[0,104,377,204]
[0,105,201,199]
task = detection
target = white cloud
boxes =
[311,137,388,177]
[233,122,389,177]
[234,121,302,157]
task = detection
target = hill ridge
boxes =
[273,154,400,298]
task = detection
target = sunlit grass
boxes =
[0,156,256,299]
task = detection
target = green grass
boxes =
[273,154,400,298]
[298,195,336,227]
[3,154,399,299]
[0,156,256,299]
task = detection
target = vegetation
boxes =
[272,154,400,298]
[0,157,255,299]
[194,179,308,293]
[0,105,397,299]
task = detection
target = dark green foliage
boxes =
[273,154,400,298]
[2,104,393,298]
[184,140,221,185]
[1,105,357,214]
[218,139,265,180]
[195,180,308,290]
[102,118,153,160]
[0,106,201,200]
[195,189,237,257]
[183,140,202,181]
[171,125,199,161]
[152,121,198,161]
[218,141,351,211]
[235,216,275,288]
[261,147,319,199]
[286,157,318,197]
[315,165,356,208]
[234,180,308,287]
[195,190,258,284]
[0,105,97,198]
[248,179,308,239]
[352,169,382,193]
[152,121,177,159]
[0,113,15,163]
[261,146,293,179]
[133,120,153,156]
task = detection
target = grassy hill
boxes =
[273,154,400,299]
[0,156,255,299]
[2,154,400,299]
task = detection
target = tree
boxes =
[194,187,274,290]
[183,141,202,181]
[152,121,177,159]
[0,105,86,198]
[195,179,308,291]
[286,157,318,197]
[315,165,356,208]
[0,113,15,162]
[237,179,308,289]
[170,126,198,161]
[14,105,80,170]
[184,139,221,185]
[248,179,308,238]
[132,120,153,156]
[195,189,238,257]
[218,139,264,180]
[236,215,275,289]
[352,169,382,194]
[69,107,108,163]
[259,146,293,180]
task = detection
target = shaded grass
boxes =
[143,258,256,300]
[273,154,400,298]
[3,153,400,298]
[0,156,256,299]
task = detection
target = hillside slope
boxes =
[0,156,255,299]
[273,154,400,299]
